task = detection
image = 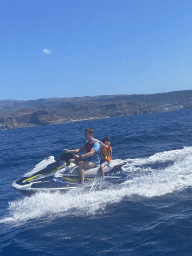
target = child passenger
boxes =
[95,137,112,179]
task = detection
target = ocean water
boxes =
[1,108,192,255]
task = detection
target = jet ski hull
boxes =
[12,153,124,194]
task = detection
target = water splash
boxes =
[1,147,192,225]
[122,146,192,197]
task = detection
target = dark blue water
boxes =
[1,109,192,255]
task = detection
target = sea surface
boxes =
[1,108,192,255]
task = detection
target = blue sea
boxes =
[1,108,192,255]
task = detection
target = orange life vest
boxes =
[101,145,112,162]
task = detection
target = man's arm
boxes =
[78,149,96,158]
[94,139,108,148]
[65,148,84,154]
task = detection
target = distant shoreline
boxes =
[1,90,192,130]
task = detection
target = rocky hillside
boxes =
[1,90,192,130]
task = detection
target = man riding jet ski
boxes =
[66,128,102,183]
[12,128,124,194]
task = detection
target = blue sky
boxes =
[1,0,192,100]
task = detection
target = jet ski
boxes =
[12,151,124,194]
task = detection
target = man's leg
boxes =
[78,161,97,183]
[100,163,105,179]
[78,161,85,183]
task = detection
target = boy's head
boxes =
[103,137,110,144]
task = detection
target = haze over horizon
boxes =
[1,90,191,103]
[1,0,192,101]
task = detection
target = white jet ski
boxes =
[12,151,124,194]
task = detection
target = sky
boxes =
[1,0,192,101]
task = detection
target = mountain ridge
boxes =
[1,90,192,130]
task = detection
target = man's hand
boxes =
[74,155,81,162]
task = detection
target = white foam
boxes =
[122,146,192,197]
[1,147,192,225]
[123,146,192,168]
[1,182,123,225]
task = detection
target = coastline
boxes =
[0,90,191,130]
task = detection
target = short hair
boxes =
[102,137,110,142]
[84,128,94,135]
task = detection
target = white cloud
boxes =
[43,49,52,54]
